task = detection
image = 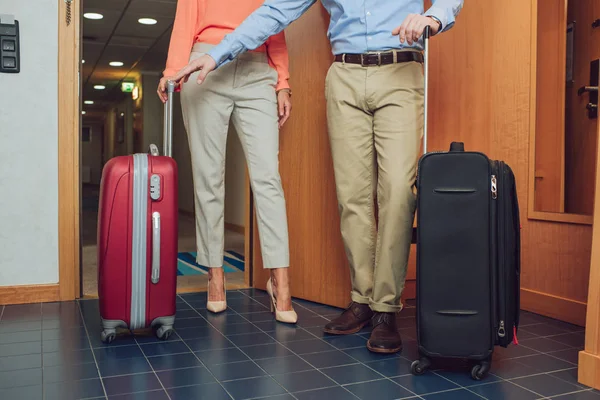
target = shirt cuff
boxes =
[424,6,448,32]
[276,80,290,92]
[206,44,231,68]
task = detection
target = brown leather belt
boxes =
[334,51,423,66]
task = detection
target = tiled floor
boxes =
[0,291,593,400]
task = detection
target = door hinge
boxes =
[65,0,73,26]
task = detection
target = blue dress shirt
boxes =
[207,0,464,67]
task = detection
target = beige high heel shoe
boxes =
[207,273,227,313]
[266,278,298,324]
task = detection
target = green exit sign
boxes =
[121,82,135,93]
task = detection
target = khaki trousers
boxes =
[325,57,424,313]
[181,43,290,269]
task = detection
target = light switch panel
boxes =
[0,15,19,73]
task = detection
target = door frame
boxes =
[58,0,81,300]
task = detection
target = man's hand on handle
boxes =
[156,55,218,103]
[393,14,441,45]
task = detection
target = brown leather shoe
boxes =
[367,312,403,354]
[324,302,373,335]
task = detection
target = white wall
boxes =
[0,1,59,285]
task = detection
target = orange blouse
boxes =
[164,0,290,91]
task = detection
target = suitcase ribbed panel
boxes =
[416,151,494,359]
[131,154,148,330]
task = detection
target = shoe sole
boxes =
[366,340,402,354]
[323,321,369,335]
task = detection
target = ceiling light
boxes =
[94,85,106,90]
[83,13,103,20]
[138,18,157,25]
[84,100,94,105]
[109,61,124,67]
[82,111,86,115]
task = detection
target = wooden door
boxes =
[564,0,600,215]
[251,5,352,308]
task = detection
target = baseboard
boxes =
[521,288,587,326]
[579,350,600,389]
[0,284,60,305]
[225,223,245,235]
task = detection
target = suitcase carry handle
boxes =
[423,26,431,154]
[151,212,161,284]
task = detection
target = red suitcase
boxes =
[97,81,178,343]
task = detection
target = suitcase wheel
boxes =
[101,329,117,344]
[410,357,431,376]
[470,359,491,380]
[155,325,174,341]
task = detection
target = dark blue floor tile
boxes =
[222,376,288,400]
[517,354,577,373]
[393,373,460,395]
[0,330,41,344]
[273,370,336,393]
[44,378,105,400]
[345,379,415,400]
[0,384,42,400]
[253,320,282,332]
[175,324,222,340]
[516,330,540,340]
[0,341,41,357]
[550,391,600,399]
[299,304,342,316]
[295,316,330,329]
[0,320,42,333]
[1,304,41,322]
[195,347,249,366]
[256,395,295,400]
[156,366,216,388]
[283,339,335,355]
[520,337,573,353]
[175,302,192,311]
[174,309,201,319]
[490,358,544,379]
[42,326,88,341]
[0,353,41,372]
[134,331,181,345]
[268,326,315,343]
[469,381,540,400]
[43,345,90,363]
[109,390,170,400]
[321,363,382,385]
[422,388,483,400]
[546,320,585,333]
[147,353,203,371]
[493,342,541,360]
[94,345,146,362]
[241,343,293,360]
[168,382,231,400]
[521,323,571,337]
[435,370,501,387]
[550,368,588,388]
[323,335,367,350]
[550,348,583,365]
[256,355,315,375]
[301,350,357,369]
[343,346,400,364]
[103,372,163,396]
[205,313,248,327]
[302,326,337,339]
[209,360,266,381]
[88,333,138,349]
[228,301,270,314]
[365,357,413,378]
[243,312,276,324]
[0,368,42,389]
[550,333,586,348]
[98,357,152,377]
[173,318,209,330]
[43,336,91,352]
[140,341,191,357]
[293,386,357,400]
[229,332,276,348]
[512,373,581,397]
[185,334,234,352]
[43,361,100,383]
[42,315,84,330]
[217,322,262,336]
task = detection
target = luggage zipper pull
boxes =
[513,325,519,345]
[498,320,506,338]
[491,175,498,199]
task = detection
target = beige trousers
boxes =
[181,43,290,269]
[325,57,424,313]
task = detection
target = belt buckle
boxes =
[360,52,382,67]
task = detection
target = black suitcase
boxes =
[410,28,521,380]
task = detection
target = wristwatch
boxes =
[428,15,442,32]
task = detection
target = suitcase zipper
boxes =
[491,175,497,199]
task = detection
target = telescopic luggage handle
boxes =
[148,80,176,157]
[423,26,431,154]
